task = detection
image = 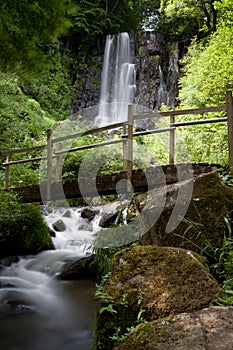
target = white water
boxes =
[0,207,101,350]
[95,32,136,126]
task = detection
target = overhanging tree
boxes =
[0,0,75,75]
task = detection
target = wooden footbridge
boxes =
[1,91,233,203]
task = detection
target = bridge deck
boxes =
[10,164,219,203]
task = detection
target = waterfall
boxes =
[157,65,168,108]
[95,32,136,126]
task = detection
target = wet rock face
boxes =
[114,306,233,350]
[95,245,222,350]
[81,207,97,221]
[58,255,96,280]
[52,219,66,232]
[72,32,179,114]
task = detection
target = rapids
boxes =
[0,207,101,350]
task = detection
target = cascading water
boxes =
[0,207,102,350]
[95,32,136,126]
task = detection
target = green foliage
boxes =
[22,46,73,121]
[95,271,146,347]
[0,72,56,188]
[70,0,141,50]
[218,167,233,187]
[0,192,53,258]
[158,0,218,40]
[175,116,228,165]
[0,72,54,151]
[179,0,233,107]
[0,0,75,76]
[176,215,233,305]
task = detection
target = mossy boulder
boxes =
[138,172,233,255]
[114,306,233,350]
[0,192,54,258]
[95,245,222,350]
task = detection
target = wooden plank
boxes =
[0,144,46,157]
[55,142,63,182]
[55,138,124,155]
[3,155,50,166]
[122,126,175,138]
[10,163,220,203]
[133,111,163,120]
[169,116,175,164]
[160,105,226,117]
[46,129,53,201]
[171,117,227,127]
[123,123,128,171]
[3,154,10,189]
[127,105,134,192]
[52,121,124,143]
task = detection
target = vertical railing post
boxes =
[123,123,128,171]
[227,90,233,175]
[127,105,134,192]
[4,154,10,189]
[46,129,53,201]
[55,142,62,182]
[169,115,175,165]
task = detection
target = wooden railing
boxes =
[1,90,233,201]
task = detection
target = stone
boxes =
[58,255,96,280]
[95,245,222,350]
[62,209,73,218]
[99,201,125,228]
[114,306,233,350]
[48,227,56,237]
[81,207,96,221]
[137,172,233,254]
[52,219,66,232]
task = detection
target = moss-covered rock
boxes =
[0,192,54,258]
[114,306,233,350]
[95,245,222,350]
[138,172,233,255]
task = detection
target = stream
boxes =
[0,207,101,350]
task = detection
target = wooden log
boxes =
[123,123,128,171]
[46,129,53,201]
[3,154,10,189]
[160,105,226,117]
[169,115,175,165]
[55,142,63,182]
[127,105,134,192]
[55,138,124,155]
[10,163,221,203]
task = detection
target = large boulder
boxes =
[57,255,96,280]
[137,172,233,254]
[95,245,222,350]
[114,306,233,350]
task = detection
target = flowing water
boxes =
[96,32,136,126]
[0,207,101,350]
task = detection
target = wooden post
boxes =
[3,154,10,189]
[123,123,128,171]
[227,90,233,174]
[46,129,53,201]
[127,105,134,192]
[55,142,63,182]
[169,115,175,164]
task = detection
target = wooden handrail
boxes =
[1,91,232,190]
